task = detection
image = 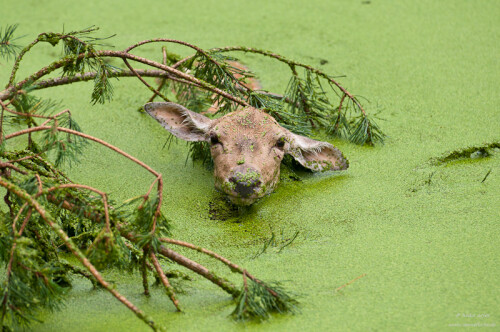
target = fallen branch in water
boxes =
[0,24,380,330]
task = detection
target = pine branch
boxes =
[1,26,384,330]
[0,25,23,62]
[0,177,165,332]
[207,46,385,145]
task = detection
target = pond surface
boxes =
[1,0,498,330]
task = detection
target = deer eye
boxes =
[275,137,285,149]
[209,132,220,145]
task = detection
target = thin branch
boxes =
[32,70,171,91]
[149,251,181,311]
[210,46,367,116]
[159,237,277,297]
[0,161,27,175]
[40,109,71,126]
[122,58,170,102]
[334,93,347,132]
[160,237,243,273]
[4,125,160,177]
[335,273,366,292]
[125,38,211,56]
[147,47,168,103]
[0,100,5,144]
[7,36,42,87]
[141,249,150,296]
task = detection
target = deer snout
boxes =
[229,166,262,197]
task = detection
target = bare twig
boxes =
[147,47,168,103]
[149,251,181,311]
[335,273,366,292]
[122,57,170,102]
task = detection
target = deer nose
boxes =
[229,166,261,197]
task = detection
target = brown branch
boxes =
[335,273,367,292]
[0,100,6,144]
[40,109,71,126]
[156,245,240,297]
[159,237,277,297]
[32,70,171,92]
[122,58,170,102]
[1,98,71,130]
[0,161,27,175]
[334,93,347,132]
[18,207,34,236]
[125,38,213,57]
[149,251,181,311]
[147,47,168,103]
[160,237,243,273]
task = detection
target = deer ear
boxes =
[286,132,349,172]
[144,102,212,142]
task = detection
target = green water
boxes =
[1,0,499,330]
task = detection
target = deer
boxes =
[144,101,348,206]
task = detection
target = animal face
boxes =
[144,102,348,205]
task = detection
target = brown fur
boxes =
[144,102,348,205]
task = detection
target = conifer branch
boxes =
[47,184,111,233]
[0,177,165,332]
